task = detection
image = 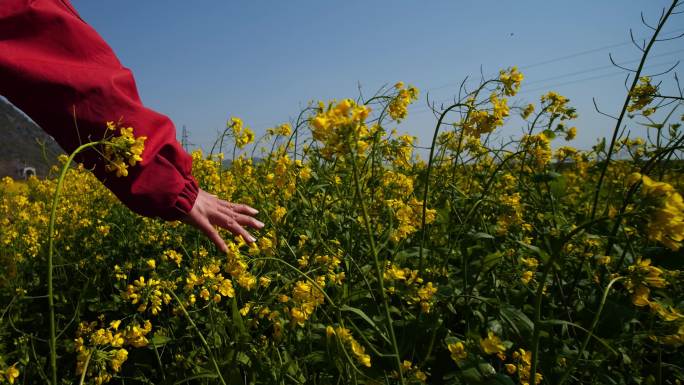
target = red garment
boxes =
[0,0,198,220]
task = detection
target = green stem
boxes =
[528,214,630,385]
[77,349,94,385]
[589,0,678,220]
[168,289,227,385]
[557,277,623,385]
[418,103,467,273]
[47,141,99,385]
[348,141,405,385]
[151,339,167,381]
[528,259,554,385]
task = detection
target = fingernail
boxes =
[256,220,265,228]
[251,209,259,215]
[249,236,257,243]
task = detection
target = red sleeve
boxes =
[0,0,198,221]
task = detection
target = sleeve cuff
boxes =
[162,175,199,221]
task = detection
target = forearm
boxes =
[0,0,197,220]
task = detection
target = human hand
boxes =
[182,188,263,252]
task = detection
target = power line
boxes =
[518,42,631,70]
[523,48,684,87]
[518,26,684,70]
[422,27,684,93]
[520,60,679,95]
[409,46,684,114]
[408,59,680,117]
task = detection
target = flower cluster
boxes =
[267,123,292,137]
[510,348,543,385]
[184,260,236,305]
[480,330,506,356]
[496,192,523,235]
[0,365,19,385]
[225,240,258,290]
[627,76,658,116]
[161,249,183,267]
[447,341,467,364]
[621,255,683,347]
[565,126,577,140]
[74,319,152,384]
[383,262,438,313]
[327,326,371,368]
[521,133,552,169]
[499,66,524,96]
[388,81,419,121]
[629,172,684,250]
[122,275,171,315]
[385,198,436,243]
[540,91,577,120]
[398,360,428,382]
[519,255,539,285]
[103,121,147,177]
[462,92,509,136]
[228,117,255,149]
[310,99,372,158]
[286,279,324,325]
[521,103,535,119]
[625,258,670,307]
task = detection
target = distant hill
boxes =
[0,97,64,179]
[222,157,264,169]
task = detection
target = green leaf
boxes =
[341,305,391,344]
[173,373,219,383]
[149,334,172,347]
[516,241,541,254]
[532,171,561,183]
[516,241,550,262]
[471,232,495,240]
[481,251,503,273]
[499,305,534,339]
[477,362,496,378]
[549,175,567,197]
[236,351,251,366]
[485,374,516,385]
[302,351,326,364]
[394,247,421,261]
[642,122,664,129]
[542,129,556,139]
[461,366,484,383]
[444,336,461,345]
[460,360,496,384]
[231,296,247,338]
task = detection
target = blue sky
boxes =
[70,0,684,153]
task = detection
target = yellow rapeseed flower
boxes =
[447,341,467,364]
[480,331,506,355]
[499,66,524,96]
[5,364,20,384]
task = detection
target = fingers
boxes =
[209,202,259,243]
[236,213,265,229]
[189,189,262,247]
[217,205,264,229]
[220,200,259,216]
[193,215,228,253]
[212,214,256,243]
